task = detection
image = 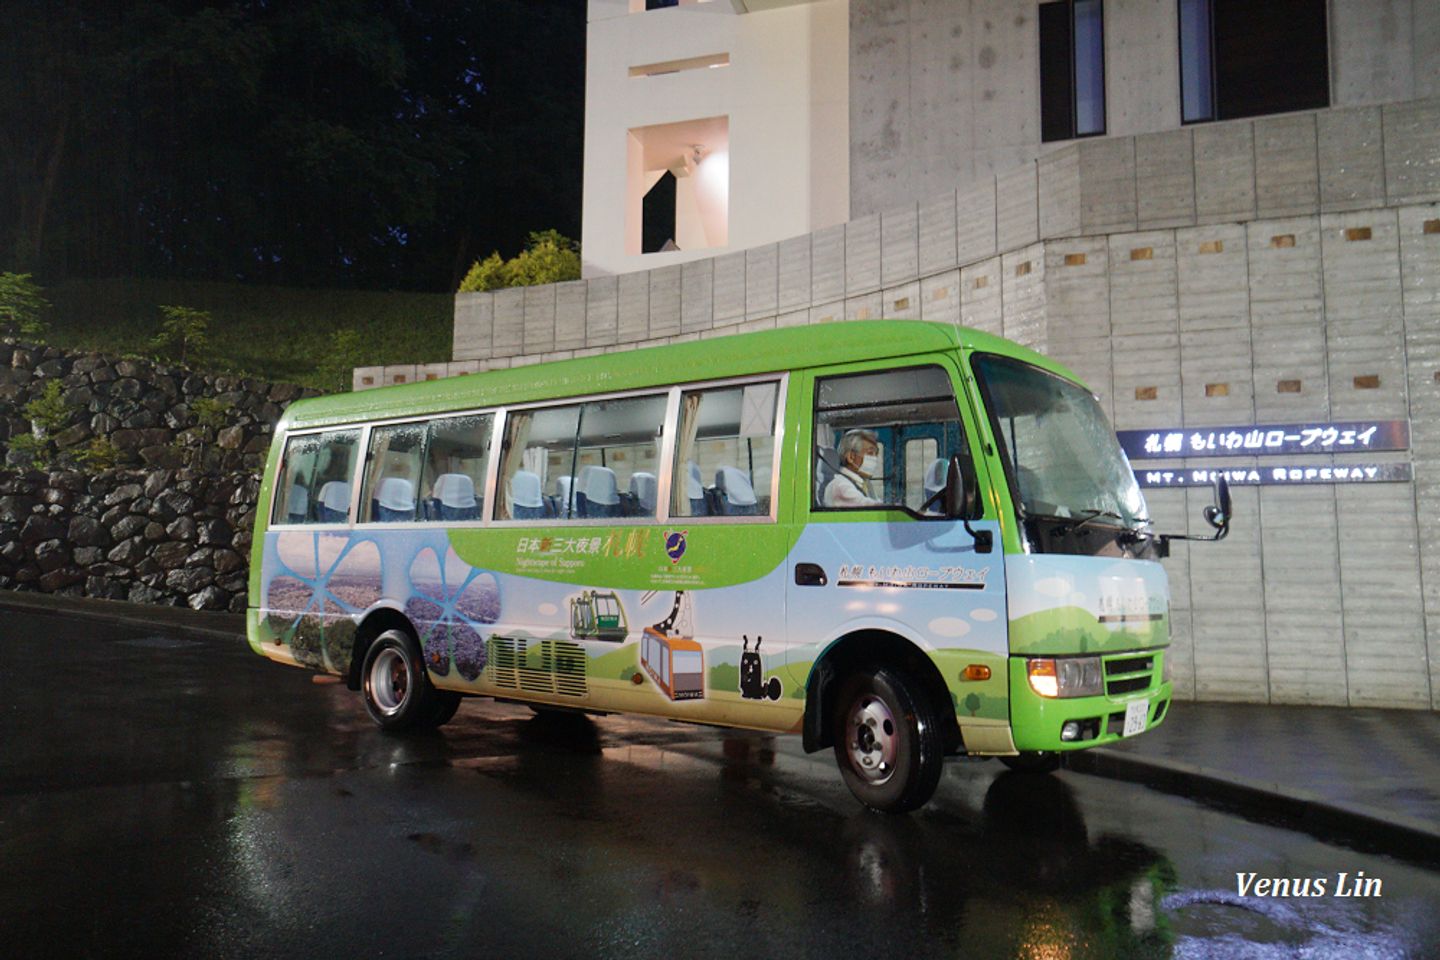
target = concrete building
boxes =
[360,0,1440,711]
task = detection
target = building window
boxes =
[642,172,678,254]
[1040,0,1106,143]
[626,116,729,256]
[1179,0,1328,124]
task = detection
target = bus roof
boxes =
[281,320,1081,431]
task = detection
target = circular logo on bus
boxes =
[664,530,687,564]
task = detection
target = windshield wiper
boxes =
[1054,509,1125,536]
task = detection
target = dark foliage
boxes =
[0,0,584,291]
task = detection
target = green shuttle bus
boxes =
[248,321,1228,812]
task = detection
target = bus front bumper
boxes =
[1007,654,1173,753]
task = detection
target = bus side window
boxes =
[273,429,360,525]
[498,404,581,521]
[671,381,779,519]
[419,413,492,522]
[499,396,666,522]
[574,394,667,520]
[361,422,427,523]
[813,366,964,512]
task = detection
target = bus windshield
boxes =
[973,353,1148,528]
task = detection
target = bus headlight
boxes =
[1027,657,1103,698]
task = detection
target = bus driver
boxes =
[825,428,881,508]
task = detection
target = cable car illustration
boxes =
[639,590,704,701]
[569,590,629,642]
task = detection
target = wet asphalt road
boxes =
[2,608,1438,959]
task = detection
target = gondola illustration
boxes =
[639,590,704,701]
[569,589,629,642]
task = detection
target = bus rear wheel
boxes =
[832,666,944,814]
[361,629,455,731]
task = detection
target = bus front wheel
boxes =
[361,629,457,731]
[832,667,944,814]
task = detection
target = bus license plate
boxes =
[1123,699,1149,737]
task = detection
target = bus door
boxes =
[786,357,1012,747]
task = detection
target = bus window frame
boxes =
[348,407,503,530]
[266,370,789,532]
[488,386,674,527]
[666,372,789,526]
[488,372,788,528]
[267,425,366,529]
[803,356,989,521]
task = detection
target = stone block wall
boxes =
[1,342,311,473]
[0,468,258,612]
[1,341,315,611]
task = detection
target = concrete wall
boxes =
[850,0,1440,217]
[418,95,1440,709]
[582,0,849,277]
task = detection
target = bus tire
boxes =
[427,690,463,727]
[832,666,944,814]
[999,751,1062,774]
[361,628,444,731]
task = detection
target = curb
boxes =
[1067,746,1440,866]
[0,589,245,642]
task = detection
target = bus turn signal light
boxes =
[1027,659,1059,698]
[962,664,991,681]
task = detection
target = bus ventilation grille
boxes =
[488,637,520,690]
[486,637,588,699]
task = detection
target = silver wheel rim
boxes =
[369,647,410,716]
[846,694,898,784]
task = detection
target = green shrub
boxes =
[7,380,73,469]
[75,437,123,472]
[191,395,230,430]
[458,230,580,292]
[458,252,508,293]
[0,272,50,338]
[6,432,48,470]
[151,304,211,365]
[25,380,72,435]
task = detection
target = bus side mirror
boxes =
[945,453,992,553]
[1203,475,1231,540]
[943,453,977,519]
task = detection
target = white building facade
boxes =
[361,1,1440,711]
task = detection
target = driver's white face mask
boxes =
[860,453,881,478]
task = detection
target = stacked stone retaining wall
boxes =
[0,340,316,610]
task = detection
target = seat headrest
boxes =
[716,466,757,506]
[685,461,704,499]
[318,481,350,512]
[510,470,544,508]
[583,466,619,505]
[923,458,948,494]
[432,473,476,508]
[377,477,415,511]
[287,484,309,515]
[630,471,657,511]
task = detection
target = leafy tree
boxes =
[151,305,210,365]
[458,230,580,292]
[0,272,50,337]
[5,379,72,469]
[0,2,585,291]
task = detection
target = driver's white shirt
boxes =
[825,466,879,508]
